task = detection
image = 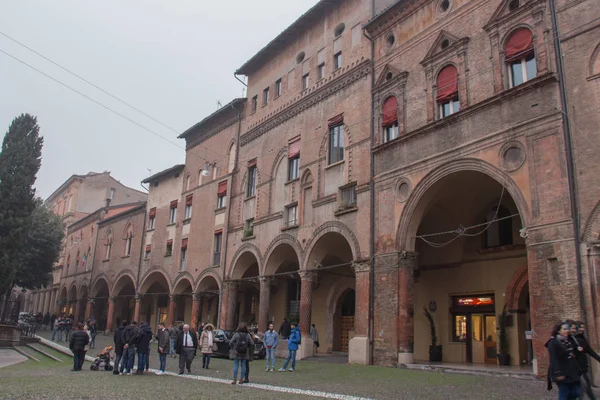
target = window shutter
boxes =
[436,65,459,102]
[504,28,534,62]
[214,229,223,235]
[181,238,188,249]
[217,181,228,196]
[382,96,398,126]
[288,138,301,159]
[149,208,156,218]
[166,239,173,246]
[328,113,344,127]
[146,244,151,252]
[170,200,178,208]
[186,194,193,206]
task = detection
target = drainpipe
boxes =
[549,0,586,325]
[219,100,243,327]
[363,15,376,365]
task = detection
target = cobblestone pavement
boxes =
[31,329,562,399]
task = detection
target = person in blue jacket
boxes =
[279,322,301,372]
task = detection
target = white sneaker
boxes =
[155,371,163,375]
[269,369,273,372]
[288,368,294,372]
[278,368,285,372]
[265,368,270,372]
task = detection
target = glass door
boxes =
[484,315,497,364]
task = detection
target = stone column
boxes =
[41,290,49,314]
[299,271,315,337]
[73,298,81,321]
[397,251,417,365]
[258,276,271,333]
[34,292,41,313]
[106,297,116,332]
[166,295,177,327]
[50,290,57,314]
[85,298,94,321]
[225,281,238,331]
[191,294,201,330]
[133,294,141,323]
[349,260,371,364]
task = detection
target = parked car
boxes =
[211,329,266,359]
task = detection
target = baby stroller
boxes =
[90,345,114,371]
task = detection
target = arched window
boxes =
[76,250,81,269]
[382,96,399,142]
[484,205,513,248]
[228,142,236,174]
[106,230,113,260]
[198,169,204,187]
[66,255,71,274]
[184,175,191,191]
[437,65,459,118]
[124,224,133,256]
[505,28,536,88]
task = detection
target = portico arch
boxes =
[139,270,171,328]
[196,274,221,327]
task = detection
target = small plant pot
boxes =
[429,345,443,362]
[497,353,511,366]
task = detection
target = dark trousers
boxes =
[245,359,250,380]
[159,353,167,372]
[178,348,195,373]
[557,381,582,400]
[114,352,122,373]
[120,347,135,373]
[582,373,597,400]
[72,350,86,371]
[202,353,211,368]
[137,352,147,373]
[145,352,149,371]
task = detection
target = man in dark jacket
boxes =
[64,317,73,342]
[120,321,139,375]
[113,320,127,375]
[69,322,89,371]
[155,322,170,375]
[572,321,600,400]
[279,318,291,340]
[135,322,153,375]
[175,324,198,375]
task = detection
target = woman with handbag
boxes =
[200,323,217,369]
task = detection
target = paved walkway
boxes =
[0,348,28,368]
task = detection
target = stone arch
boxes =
[324,279,355,345]
[505,263,528,311]
[302,221,361,270]
[262,233,304,275]
[590,42,600,76]
[122,221,134,239]
[139,268,172,294]
[229,242,263,279]
[112,270,137,295]
[196,270,222,292]
[173,274,194,294]
[301,168,313,186]
[397,158,531,251]
[91,275,111,296]
[582,199,600,242]
[68,282,78,300]
[227,140,237,174]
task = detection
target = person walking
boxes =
[135,322,152,375]
[199,323,215,369]
[155,322,170,375]
[229,322,254,385]
[279,322,300,372]
[243,331,258,383]
[176,324,198,375]
[279,318,291,340]
[310,324,320,356]
[571,321,600,400]
[169,324,178,358]
[120,321,139,375]
[69,322,89,371]
[64,316,73,342]
[264,323,279,372]
[113,320,127,375]
[546,321,582,400]
[89,321,98,349]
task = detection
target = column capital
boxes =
[298,270,315,281]
[192,293,201,301]
[398,251,418,269]
[134,294,142,301]
[109,296,116,303]
[169,294,177,301]
[258,276,272,284]
[351,260,370,274]
[88,297,96,303]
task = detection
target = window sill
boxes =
[335,206,358,217]
[146,228,155,232]
[250,109,257,115]
[102,259,110,263]
[167,223,176,227]
[285,178,300,186]
[121,255,131,259]
[262,103,268,108]
[281,224,299,232]
[215,207,226,214]
[165,253,172,258]
[182,218,191,225]
[245,195,256,202]
[241,235,255,242]
[325,160,345,170]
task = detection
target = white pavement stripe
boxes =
[161,370,374,400]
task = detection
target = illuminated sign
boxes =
[454,296,494,307]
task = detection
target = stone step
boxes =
[26,344,64,362]
[403,363,537,380]
[12,346,40,362]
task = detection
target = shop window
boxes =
[505,28,536,88]
[453,315,467,342]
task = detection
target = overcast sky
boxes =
[0,0,319,199]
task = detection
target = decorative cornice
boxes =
[241,58,371,147]
[186,116,241,150]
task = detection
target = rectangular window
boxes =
[384,122,399,143]
[251,95,258,113]
[165,240,173,256]
[144,245,151,260]
[340,185,357,209]
[217,180,227,208]
[288,157,300,181]
[244,219,254,238]
[247,166,257,197]
[285,205,298,227]
[263,87,269,105]
[334,51,342,70]
[328,124,345,164]
[275,79,282,97]
[509,54,537,88]
[180,238,188,270]
[106,243,112,260]
[440,99,460,118]
[125,236,132,256]
[169,206,177,224]
[109,188,116,200]
[318,63,325,80]
[148,215,155,230]
[184,194,193,220]
[213,232,222,266]
[217,193,227,208]
[453,314,467,342]
[302,73,309,90]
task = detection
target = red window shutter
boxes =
[328,113,344,127]
[214,229,223,235]
[382,96,398,126]
[145,244,151,252]
[436,65,459,102]
[181,238,188,249]
[247,158,257,168]
[170,200,178,209]
[149,208,156,218]
[166,239,173,246]
[288,139,301,159]
[186,194,193,206]
[505,28,534,62]
[217,181,228,196]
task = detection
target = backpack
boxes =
[235,333,249,355]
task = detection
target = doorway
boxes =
[333,289,355,352]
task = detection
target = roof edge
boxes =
[178,98,246,140]
[141,164,185,184]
